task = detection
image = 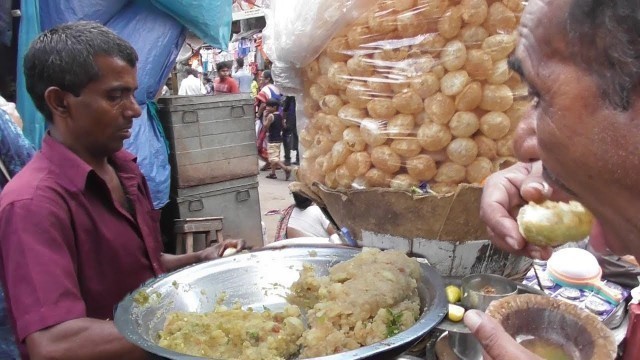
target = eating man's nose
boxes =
[513,113,540,162]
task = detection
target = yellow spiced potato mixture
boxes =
[289,248,422,358]
[158,249,422,359]
[158,305,305,360]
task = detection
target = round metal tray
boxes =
[114,245,448,360]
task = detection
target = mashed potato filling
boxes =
[158,248,421,359]
[289,248,421,358]
[158,305,304,360]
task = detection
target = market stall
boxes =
[262,0,529,276]
[110,0,636,359]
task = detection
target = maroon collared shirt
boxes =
[0,136,165,353]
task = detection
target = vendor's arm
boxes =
[160,239,247,272]
[26,319,147,360]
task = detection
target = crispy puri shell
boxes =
[517,201,594,247]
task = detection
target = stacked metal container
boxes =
[158,94,263,250]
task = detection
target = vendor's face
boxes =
[64,56,142,157]
[516,0,640,257]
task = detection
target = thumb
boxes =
[520,177,552,203]
[464,310,540,360]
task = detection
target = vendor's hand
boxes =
[464,310,542,360]
[480,161,558,260]
[199,239,247,261]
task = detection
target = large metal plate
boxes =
[115,245,448,360]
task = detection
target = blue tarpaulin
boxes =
[16,0,44,150]
[16,0,232,209]
[39,0,130,30]
[151,0,232,50]
[106,0,186,105]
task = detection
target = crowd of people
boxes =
[176,57,300,176]
[177,58,251,96]
[1,0,640,358]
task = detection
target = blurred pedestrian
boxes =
[203,76,214,95]
[178,67,204,95]
[255,70,282,121]
[275,191,335,241]
[263,98,291,180]
[255,70,283,169]
[250,73,259,97]
[213,61,239,94]
[282,96,299,165]
[234,58,253,93]
[0,97,35,191]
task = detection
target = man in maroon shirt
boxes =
[0,22,243,359]
[213,61,240,94]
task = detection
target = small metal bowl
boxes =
[114,245,448,360]
[461,274,519,311]
[449,274,519,360]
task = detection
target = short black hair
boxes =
[185,67,199,77]
[292,192,313,209]
[266,98,280,108]
[567,0,640,110]
[236,57,245,69]
[24,21,138,122]
[216,61,231,73]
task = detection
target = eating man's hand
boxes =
[464,310,542,360]
[480,161,554,260]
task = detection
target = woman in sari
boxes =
[255,70,282,169]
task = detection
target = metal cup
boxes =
[461,274,519,311]
[450,274,519,360]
